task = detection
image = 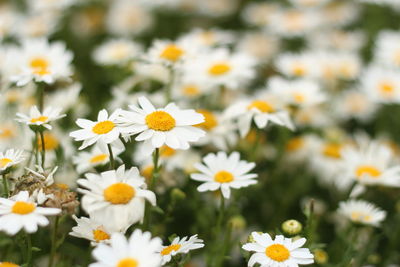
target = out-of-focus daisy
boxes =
[275,52,318,78]
[93,39,142,66]
[117,96,205,155]
[73,140,124,173]
[70,215,118,246]
[225,93,294,138]
[146,39,198,66]
[0,149,24,172]
[179,28,235,48]
[338,199,386,227]
[70,109,122,150]
[242,232,314,266]
[16,106,65,130]
[374,31,400,68]
[89,230,162,267]
[78,165,156,231]
[340,141,400,187]
[238,32,279,62]
[0,191,60,235]
[191,151,257,199]
[6,38,73,86]
[158,235,204,264]
[183,48,256,90]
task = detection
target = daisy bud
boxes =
[228,215,246,230]
[282,219,303,235]
[314,249,328,264]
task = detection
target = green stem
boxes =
[39,131,46,169]
[119,136,128,147]
[26,233,33,267]
[165,67,174,103]
[213,194,227,267]
[107,144,115,170]
[37,82,44,112]
[143,148,160,230]
[2,173,9,198]
[48,216,60,267]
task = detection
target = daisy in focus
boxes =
[158,234,204,264]
[338,199,386,227]
[70,215,117,246]
[242,232,314,266]
[117,96,205,155]
[77,165,156,231]
[16,106,66,130]
[70,109,122,150]
[89,230,162,267]
[191,151,257,199]
[0,191,60,235]
[0,149,24,172]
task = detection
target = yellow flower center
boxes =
[110,44,130,60]
[12,201,36,215]
[0,127,14,139]
[292,64,306,76]
[265,244,290,262]
[145,111,176,131]
[160,146,176,158]
[247,100,275,113]
[103,183,135,205]
[379,81,395,96]
[322,143,342,159]
[350,211,372,222]
[30,116,48,123]
[141,165,154,180]
[30,57,50,76]
[286,137,304,151]
[0,158,12,168]
[214,171,234,183]
[182,85,200,96]
[90,154,108,164]
[160,45,184,62]
[92,121,115,135]
[117,258,138,267]
[355,165,381,178]
[37,132,59,151]
[92,228,110,242]
[161,244,182,256]
[293,93,305,103]
[208,63,231,76]
[0,263,19,267]
[55,183,69,190]
[195,110,218,130]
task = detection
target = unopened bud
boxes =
[282,219,302,235]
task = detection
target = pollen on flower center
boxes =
[30,116,48,123]
[0,158,12,168]
[92,121,115,135]
[117,258,138,267]
[161,244,182,256]
[292,64,306,76]
[208,62,231,76]
[103,183,135,205]
[351,211,372,222]
[90,154,108,164]
[160,44,184,62]
[182,85,200,96]
[12,201,36,215]
[160,146,176,158]
[356,165,381,178]
[322,143,342,159]
[145,111,176,131]
[195,110,218,130]
[30,57,50,75]
[214,171,234,183]
[92,228,110,242]
[379,81,395,96]
[293,93,305,103]
[247,100,275,113]
[265,244,290,262]
[0,262,19,267]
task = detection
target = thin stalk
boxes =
[26,233,33,267]
[143,148,160,230]
[34,132,39,166]
[119,136,128,147]
[213,194,226,267]
[2,173,9,197]
[48,216,60,267]
[107,144,115,170]
[37,82,44,112]
[39,131,46,169]
[165,67,174,103]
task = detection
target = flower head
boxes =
[16,106,65,131]
[158,235,204,264]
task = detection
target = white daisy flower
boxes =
[338,199,386,227]
[70,109,122,150]
[183,48,256,90]
[93,39,142,66]
[70,215,119,246]
[179,28,235,48]
[191,151,257,199]
[224,94,294,138]
[340,141,400,187]
[117,96,205,155]
[158,235,204,264]
[275,52,318,78]
[0,191,60,235]
[89,230,162,267]
[146,39,199,66]
[16,106,65,130]
[374,31,400,68]
[242,232,314,266]
[77,165,156,232]
[0,149,24,172]
[73,140,124,173]
[6,38,73,86]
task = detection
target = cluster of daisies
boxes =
[0,0,400,266]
